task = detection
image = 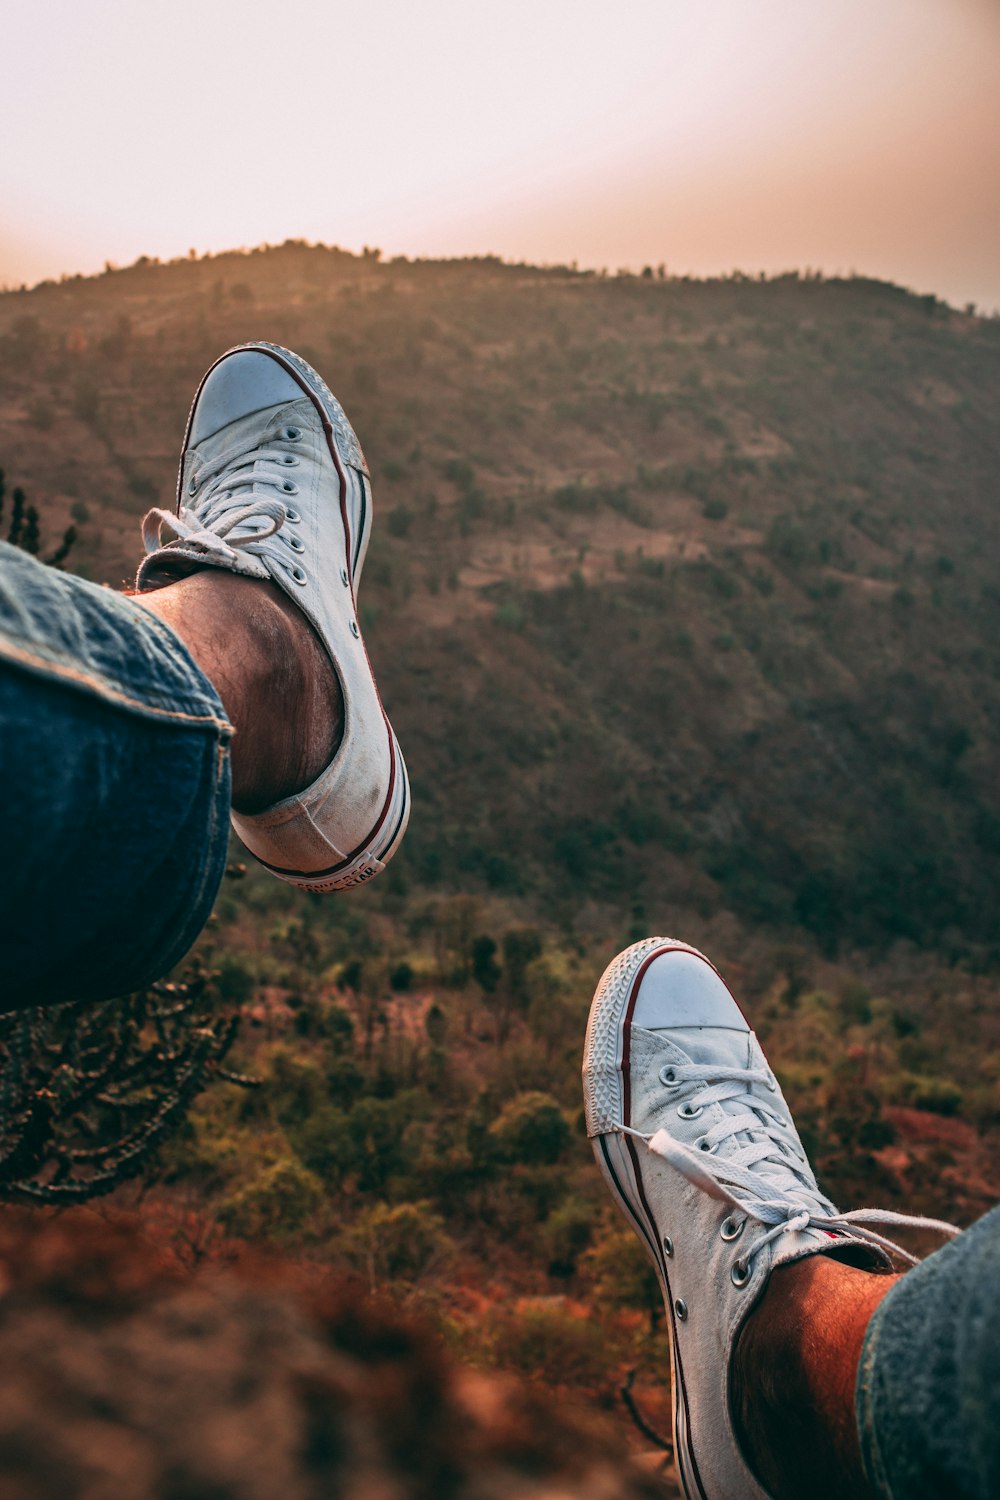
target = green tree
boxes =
[472,935,500,993]
[219,1156,324,1239]
[489,1092,570,1165]
[340,1200,450,1288]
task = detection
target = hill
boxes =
[2,243,998,956]
[2,246,1000,1487]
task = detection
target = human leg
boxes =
[732,1253,896,1499]
[734,1203,1000,1500]
[136,570,343,814]
[0,542,233,1010]
[1,342,409,1007]
[582,938,963,1500]
[855,1203,1000,1500]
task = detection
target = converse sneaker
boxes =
[582,938,957,1500]
[137,342,409,891]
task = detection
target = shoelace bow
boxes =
[142,437,302,583]
[618,1062,959,1275]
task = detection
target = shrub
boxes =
[489,1092,571,1165]
[906,1076,964,1117]
[493,600,525,631]
[218,1157,324,1239]
[700,564,739,599]
[339,1200,450,1285]
[323,1004,356,1053]
[292,1104,357,1182]
[554,481,597,512]
[459,488,486,529]
[128,473,157,501]
[487,1301,612,1387]
[766,513,812,567]
[388,504,414,537]
[472,935,501,993]
[579,1226,662,1327]
[542,1196,595,1276]
[350,1092,424,1191]
[443,457,475,488]
[552,818,616,877]
[502,929,543,1006]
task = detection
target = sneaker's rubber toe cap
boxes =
[631,947,748,1032]
[190,350,304,445]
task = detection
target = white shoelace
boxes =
[619,1062,959,1277]
[142,435,304,585]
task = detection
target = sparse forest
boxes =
[1,244,999,1481]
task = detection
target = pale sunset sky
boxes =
[2,0,998,308]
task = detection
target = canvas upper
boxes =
[582,938,957,1500]
[136,343,409,891]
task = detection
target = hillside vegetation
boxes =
[1,246,999,1474]
[2,244,998,954]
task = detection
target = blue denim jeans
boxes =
[0,543,232,1010]
[857,1203,1000,1498]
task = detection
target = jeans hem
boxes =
[856,1290,898,1500]
[0,634,233,735]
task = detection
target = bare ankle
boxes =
[732,1256,897,1500]
[136,570,344,811]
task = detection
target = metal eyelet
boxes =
[677,1101,703,1120]
[284,425,302,441]
[284,507,301,524]
[731,1259,751,1289]
[662,1236,673,1258]
[767,1074,778,1092]
[285,534,305,554]
[658,1066,680,1089]
[290,566,307,586]
[695,1136,716,1154]
[349,619,360,638]
[720,1216,745,1242]
[282,480,299,494]
[279,453,299,466]
[188,477,198,496]
[340,566,350,586]
[674,1299,688,1321]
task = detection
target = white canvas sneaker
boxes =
[137,342,409,891]
[582,938,957,1500]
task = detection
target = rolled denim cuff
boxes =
[0,544,234,1008]
[856,1203,1000,1500]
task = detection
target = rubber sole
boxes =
[582,939,713,1500]
[261,723,411,894]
